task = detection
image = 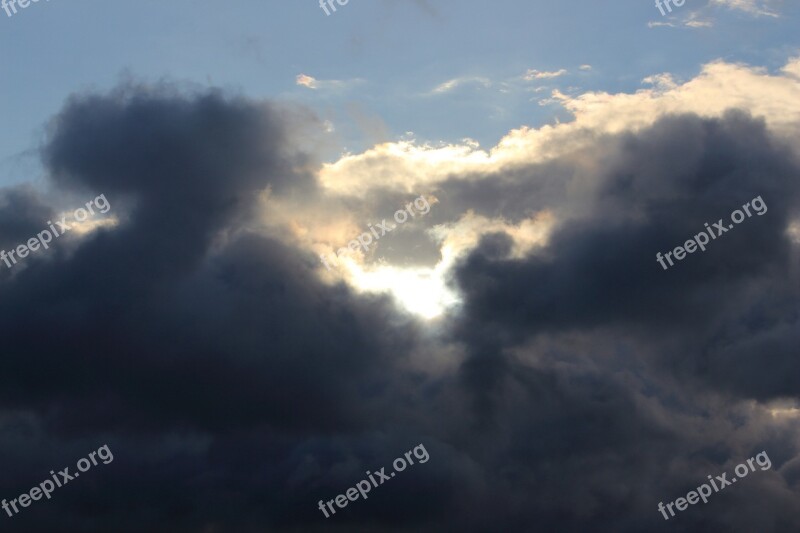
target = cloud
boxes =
[431,77,492,94]
[295,73,363,91]
[296,74,320,89]
[648,20,678,27]
[2,57,800,531]
[317,58,800,201]
[642,73,679,90]
[648,15,713,29]
[523,68,568,80]
[710,0,780,17]
[0,83,435,529]
[685,11,714,27]
[685,19,714,27]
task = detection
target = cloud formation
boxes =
[1,57,799,532]
[523,68,568,80]
[711,0,780,17]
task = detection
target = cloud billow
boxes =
[0,85,798,532]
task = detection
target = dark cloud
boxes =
[1,86,799,533]
[450,111,800,396]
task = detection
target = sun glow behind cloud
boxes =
[307,57,800,320]
[341,258,460,319]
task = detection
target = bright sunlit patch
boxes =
[68,216,118,235]
[346,262,459,319]
[768,406,800,418]
[788,221,800,244]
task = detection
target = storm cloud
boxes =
[0,83,798,533]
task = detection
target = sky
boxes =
[0,0,799,531]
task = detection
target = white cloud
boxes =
[429,210,555,262]
[295,74,318,89]
[647,21,677,28]
[295,74,363,91]
[317,58,800,197]
[652,0,777,31]
[523,69,568,80]
[649,11,713,29]
[537,89,569,107]
[685,11,713,27]
[685,19,713,27]
[710,0,780,17]
[431,76,491,94]
[642,73,679,91]
[554,59,800,136]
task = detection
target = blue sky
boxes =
[1,0,798,186]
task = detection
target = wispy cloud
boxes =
[295,74,363,91]
[523,68,568,80]
[648,12,712,29]
[648,20,678,28]
[685,19,713,27]
[710,0,780,17]
[652,0,778,30]
[431,76,491,94]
